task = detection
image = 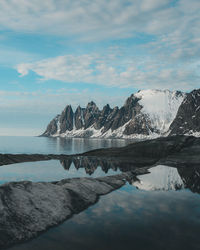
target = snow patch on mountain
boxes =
[52,122,159,140]
[185,131,200,137]
[135,89,185,134]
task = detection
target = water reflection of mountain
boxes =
[60,157,200,195]
[132,165,200,194]
[48,137,128,155]
[60,156,139,175]
[178,168,200,194]
[131,165,184,191]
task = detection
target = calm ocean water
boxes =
[0,136,130,154]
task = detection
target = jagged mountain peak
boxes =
[41,89,190,139]
[124,93,140,107]
[103,103,111,109]
[86,101,97,108]
[62,105,73,114]
[102,104,112,114]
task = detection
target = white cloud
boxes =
[0,0,199,67]
[0,0,197,91]
[0,0,171,39]
[16,53,200,91]
[0,0,198,46]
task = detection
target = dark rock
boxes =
[81,135,200,167]
[94,104,112,130]
[124,113,153,135]
[60,105,74,133]
[101,106,119,133]
[74,106,85,130]
[169,89,200,135]
[83,101,100,129]
[0,154,58,167]
[178,168,200,194]
[41,115,60,136]
[0,173,132,248]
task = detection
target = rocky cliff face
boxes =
[41,89,185,139]
[169,89,200,136]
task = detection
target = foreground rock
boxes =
[81,135,200,167]
[0,172,138,249]
[0,154,59,167]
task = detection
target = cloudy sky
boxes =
[0,0,200,135]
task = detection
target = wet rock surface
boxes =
[0,172,137,249]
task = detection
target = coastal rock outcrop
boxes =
[0,173,133,248]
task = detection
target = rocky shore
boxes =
[0,171,142,249]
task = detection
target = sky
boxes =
[0,0,200,136]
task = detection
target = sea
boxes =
[0,136,200,250]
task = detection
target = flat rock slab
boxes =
[0,173,133,249]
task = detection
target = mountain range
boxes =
[41,89,200,139]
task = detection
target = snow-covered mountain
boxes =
[41,89,185,139]
[132,165,184,191]
[134,89,184,134]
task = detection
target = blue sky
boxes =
[0,0,199,136]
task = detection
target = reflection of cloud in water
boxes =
[71,186,200,225]
[61,186,200,250]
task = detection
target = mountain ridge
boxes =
[41,89,200,139]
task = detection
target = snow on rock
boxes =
[185,131,200,137]
[134,89,185,134]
